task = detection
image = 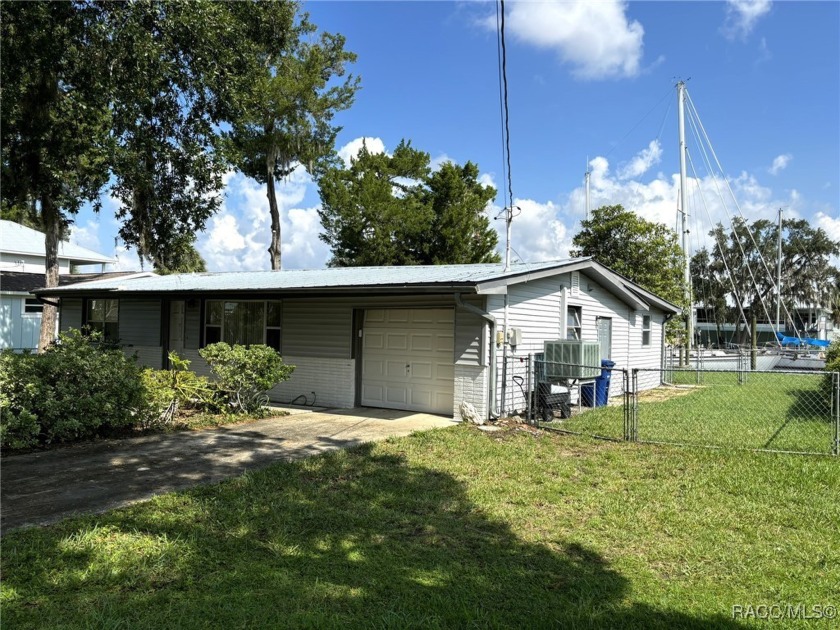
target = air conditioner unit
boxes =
[542,340,601,380]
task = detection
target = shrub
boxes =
[141,353,215,428]
[199,343,294,413]
[0,329,146,449]
[0,351,42,449]
[822,340,840,405]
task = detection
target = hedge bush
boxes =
[199,343,294,413]
[0,330,146,449]
[141,353,216,428]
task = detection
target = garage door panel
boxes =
[364,358,386,378]
[362,308,454,415]
[386,360,408,378]
[365,332,385,349]
[410,333,432,351]
[435,364,454,381]
[386,332,407,350]
[411,361,432,379]
[386,387,408,405]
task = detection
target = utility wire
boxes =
[494,1,508,212]
[499,0,514,211]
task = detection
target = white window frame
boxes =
[567,305,582,340]
[641,314,652,347]
[204,300,282,350]
[22,298,43,317]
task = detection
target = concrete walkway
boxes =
[0,407,455,534]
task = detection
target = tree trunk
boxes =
[38,196,61,352]
[266,148,281,271]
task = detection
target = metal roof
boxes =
[37,259,584,294]
[0,271,139,294]
[0,220,115,264]
[33,258,681,314]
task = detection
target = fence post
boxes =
[526,354,533,425]
[623,369,630,441]
[632,369,639,442]
[834,372,840,456]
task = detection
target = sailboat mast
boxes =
[677,81,693,350]
[776,207,783,338]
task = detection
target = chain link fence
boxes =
[499,355,840,456]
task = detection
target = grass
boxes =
[2,426,838,629]
[555,371,836,454]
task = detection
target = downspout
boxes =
[455,293,500,420]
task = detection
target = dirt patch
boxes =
[637,386,701,403]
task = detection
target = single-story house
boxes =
[0,219,118,351]
[35,258,680,421]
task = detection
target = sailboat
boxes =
[673,81,784,371]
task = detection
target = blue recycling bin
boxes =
[581,359,615,407]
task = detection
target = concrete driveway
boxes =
[0,407,455,535]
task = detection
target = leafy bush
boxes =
[0,351,43,449]
[199,343,294,413]
[0,329,146,449]
[822,340,840,405]
[141,353,215,428]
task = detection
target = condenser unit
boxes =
[542,340,601,380]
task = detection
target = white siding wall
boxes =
[0,254,71,274]
[269,355,355,407]
[488,273,669,409]
[179,350,354,408]
[453,364,488,421]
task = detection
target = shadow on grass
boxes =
[2,442,744,629]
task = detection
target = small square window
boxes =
[24,298,43,314]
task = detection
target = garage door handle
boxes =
[406,363,410,375]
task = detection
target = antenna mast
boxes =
[584,161,591,222]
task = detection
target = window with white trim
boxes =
[204,300,281,351]
[86,299,119,341]
[642,315,651,346]
[566,306,582,340]
[23,298,43,315]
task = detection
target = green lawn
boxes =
[2,426,838,628]
[555,371,836,454]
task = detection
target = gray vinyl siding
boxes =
[282,300,352,359]
[60,298,83,331]
[119,299,162,347]
[184,300,201,349]
[454,295,487,366]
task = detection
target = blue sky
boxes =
[69,0,840,272]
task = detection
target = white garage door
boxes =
[361,308,455,415]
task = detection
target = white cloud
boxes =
[722,0,772,40]
[815,212,840,242]
[338,136,386,167]
[768,153,792,175]
[68,219,102,253]
[490,0,645,80]
[617,140,663,180]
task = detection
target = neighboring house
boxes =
[0,220,116,350]
[37,258,680,421]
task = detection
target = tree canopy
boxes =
[691,216,840,334]
[317,141,500,267]
[1,0,295,348]
[228,11,358,270]
[571,205,686,308]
